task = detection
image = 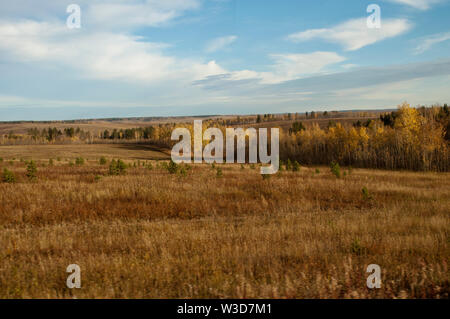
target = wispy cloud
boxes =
[195,51,346,87]
[414,32,450,54]
[386,0,444,10]
[287,18,412,51]
[0,20,225,83]
[206,35,237,53]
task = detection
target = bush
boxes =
[75,157,85,166]
[315,168,320,174]
[2,168,16,183]
[262,173,271,180]
[57,157,61,162]
[49,158,54,166]
[330,161,341,178]
[109,159,127,176]
[99,156,107,165]
[362,186,372,200]
[292,161,301,172]
[178,166,187,177]
[147,163,153,170]
[216,167,223,178]
[94,175,102,182]
[26,160,37,181]
[286,159,292,171]
[167,160,179,174]
[0,157,3,163]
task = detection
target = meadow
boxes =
[0,149,448,298]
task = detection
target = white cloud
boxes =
[0,20,225,83]
[221,51,346,84]
[414,32,450,54]
[0,0,201,29]
[287,18,412,51]
[206,35,238,53]
[86,0,201,29]
[386,0,443,10]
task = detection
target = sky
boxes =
[0,0,450,121]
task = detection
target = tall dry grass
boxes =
[0,157,448,298]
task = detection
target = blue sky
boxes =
[0,0,450,120]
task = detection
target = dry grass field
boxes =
[0,144,448,298]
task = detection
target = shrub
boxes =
[167,160,178,174]
[292,161,301,172]
[147,163,153,170]
[330,161,341,178]
[99,156,107,165]
[241,164,245,170]
[362,187,372,200]
[49,159,54,166]
[350,238,366,256]
[2,168,16,183]
[26,160,37,181]
[250,163,256,170]
[0,157,3,163]
[75,157,85,166]
[216,167,223,177]
[57,157,61,162]
[286,159,292,171]
[178,166,187,177]
[262,173,271,180]
[109,159,127,176]
[315,168,320,174]
[94,175,102,182]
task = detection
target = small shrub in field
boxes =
[99,157,107,165]
[75,157,85,166]
[330,161,341,178]
[57,157,61,161]
[26,160,37,181]
[262,173,271,180]
[147,163,153,170]
[350,238,366,256]
[241,164,245,170]
[167,160,178,174]
[250,163,256,170]
[315,168,320,174]
[2,168,16,183]
[49,159,54,166]
[9,160,13,166]
[211,163,216,170]
[292,161,301,172]
[362,186,372,200]
[0,157,3,163]
[69,161,74,167]
[109,159,127,176]
[178,166,187,177]
[216,167,223,178]
[94,175,102,182]
[286,159,292,171]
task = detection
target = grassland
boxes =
[0,144,448,298]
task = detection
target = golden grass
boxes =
[0,144,170,161]
[0,151,448,298]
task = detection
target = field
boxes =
[0,144,448,298]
